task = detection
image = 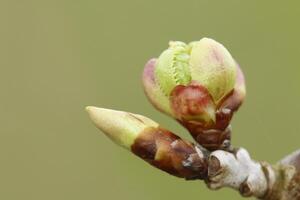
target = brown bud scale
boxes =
[178,119,231,151]
[131,127,208,179]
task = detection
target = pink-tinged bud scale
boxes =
[142,59,174,116]
[170,83,216,126]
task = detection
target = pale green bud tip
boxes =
[86,106,159,149]
[153,38,237,104]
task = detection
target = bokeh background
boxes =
[1,0,300,199]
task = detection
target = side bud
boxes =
[86,106,208,179]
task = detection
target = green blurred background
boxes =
[1,0,300,199]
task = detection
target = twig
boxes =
[86,107,300,200]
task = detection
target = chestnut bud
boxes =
[142,38,246,150]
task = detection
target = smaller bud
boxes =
[86,106,208,179]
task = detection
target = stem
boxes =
[86,107,300,200]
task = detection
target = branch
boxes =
[207,148,270,198]
[205,148,300,200]
[86,106,300,200]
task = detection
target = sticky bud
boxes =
[142,38,246,150]
[86,106,208,179]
